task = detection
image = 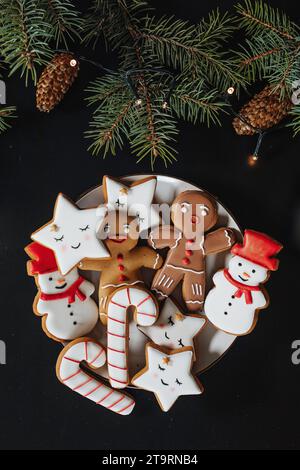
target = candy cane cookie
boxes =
[107,286,159,389]
[56,338,135,415]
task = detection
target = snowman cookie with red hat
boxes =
[204,230,283,336]
[26,242,98,342]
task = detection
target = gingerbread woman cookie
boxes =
[79,211,163,323]
[204,229,282,335]
[148,190,236,312]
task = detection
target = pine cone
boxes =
[233,86,292,135]
[36,53,79,112]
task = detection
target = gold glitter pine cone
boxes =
[233,85,292,136]
[36,53,79,113]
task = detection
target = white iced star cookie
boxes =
[31,193,110,275]
[139,298,206,357]
[131,343,203,411]
[103,175,160,232]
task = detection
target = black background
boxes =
[0,0,299,450]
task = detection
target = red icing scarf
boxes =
[40,277,86,304]
[224,269,261,305]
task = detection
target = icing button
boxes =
[187,239,194,245]
[117,254,124,262]
[224,312,228,315]
[182,257,190,265]
[119,275,127,282]
[118,264,125,271]
[185,249,193,257]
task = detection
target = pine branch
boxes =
[39,0,83,48]
[0,106,17,133]
[170,77,228,126]
[236,0,298,40]
[141,10,244,91]
[0,0,52,84]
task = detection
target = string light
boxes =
[135,98,142,106]
[227,86,235,95]
[162,101,168,110]
[247,154,258,166]
[69,59,77,67]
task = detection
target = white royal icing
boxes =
[204,255,268,335]
[139,297,206,352]
[36,268,98,340]
[104,176,160,232]
[132,345,203,412]
[106,287,159,389]
[57,339,135,415]
[32,193,110,275]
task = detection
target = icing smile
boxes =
[55,282,67,289]
[109,236,127,243]
[238,275,249,282]
[160,379,169,386]
[71,243,81,249]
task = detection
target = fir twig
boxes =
[0,0,53,84]
[0,106,17,133]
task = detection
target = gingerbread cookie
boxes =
[26,242,98,342]
[106,285,159,389]
[79,211,163,323]
[56,338,135,415]
[204,229,282,335]
[131,343,203,412]
[139,297,206,357]
[148,190,236,312]
[103,175,160,232]
[31,193,110,275]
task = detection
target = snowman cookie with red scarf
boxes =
[26,242,98,342]
[204,230,283,336]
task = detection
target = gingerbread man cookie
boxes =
[79,211,163,323]
[204,229,282,335]
[148,190,236,312]
[26,242,98,342]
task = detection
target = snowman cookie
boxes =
[139,297,206,357]
[31,193,110,275]
[132,343,203,412]
[204,230,283,336]
[148,190,236,312]
[26,242,98,342]
[79,211,163,323]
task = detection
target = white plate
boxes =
[76,174,240,379]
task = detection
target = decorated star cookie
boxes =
[131,343,203,412]
[205,229,282,336]
[139,297,206,355]
[31,193,110,275]
[103,175,160,232]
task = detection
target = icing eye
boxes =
[200,206,209,216]
[48,277,53,281]
[176,378,182,385]
[168,316,174,326]
[180,203,190,214]
[238,262,242,266]
[54,235,64,242]
[123,224,130,234]
[103,224,110,233]
[178,339,184,347]
[79,225,89,231]
[160,379,169,386]
[164,332,170,340]
[158,364,165,371]
[252,269,256,273]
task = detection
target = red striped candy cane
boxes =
[107,286,159,389]
[56,337,135,416]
